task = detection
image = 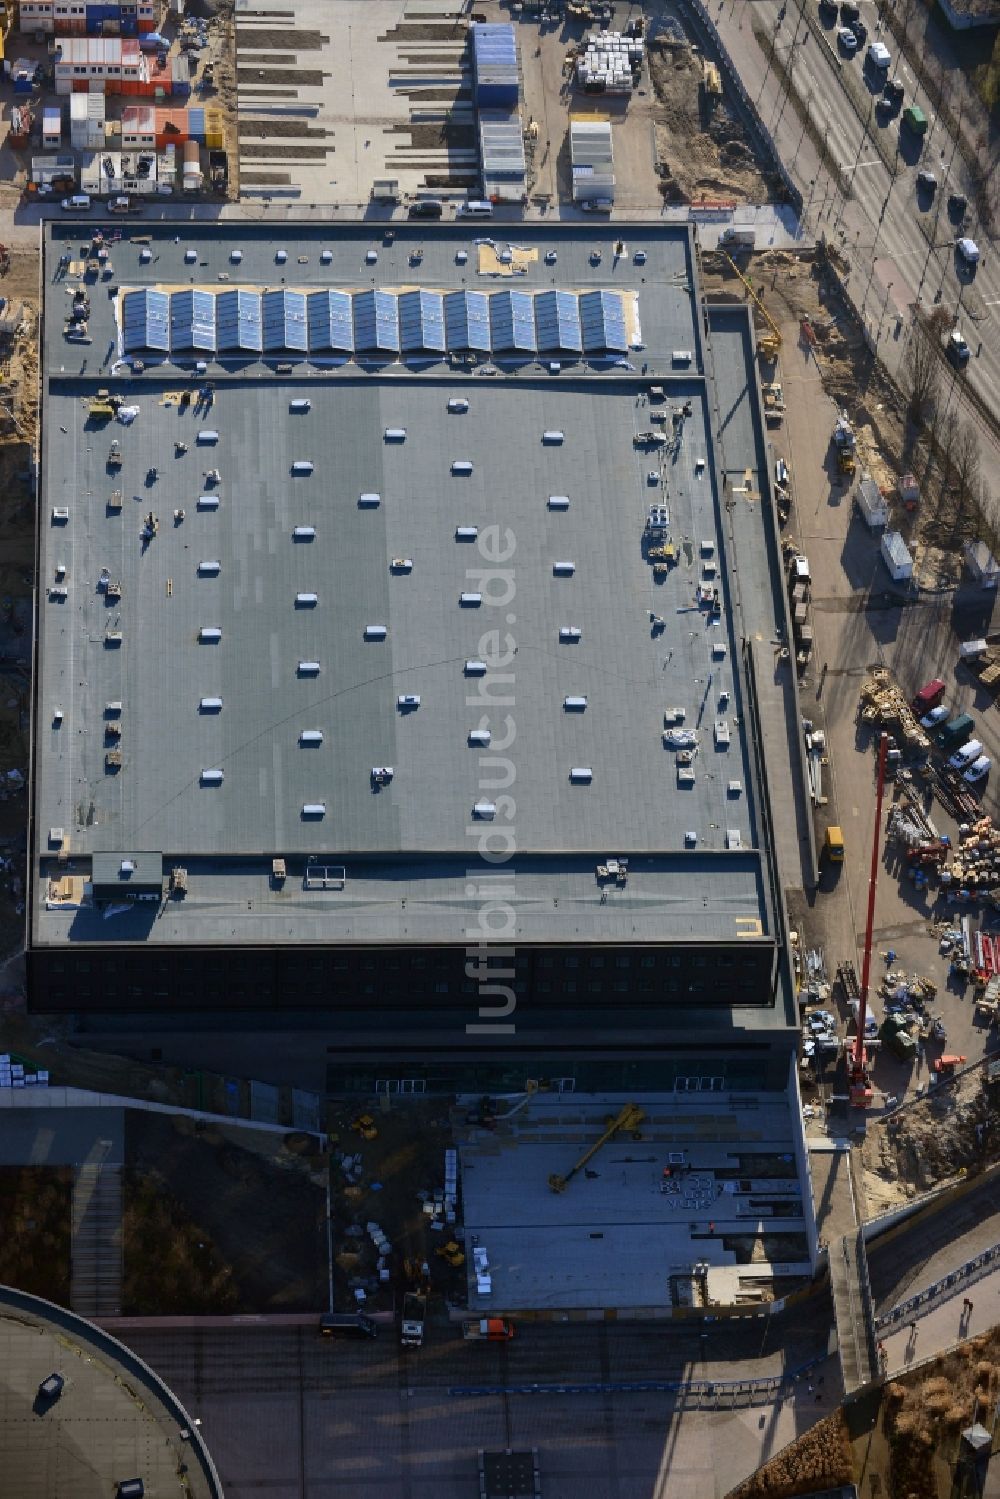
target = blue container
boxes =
[188,106,205,140]
[476,78,519,108]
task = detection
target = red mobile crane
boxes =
[850,733,889,1108]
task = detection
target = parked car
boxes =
[867,41,891,68]
[949,738,984,770]
[851,19,868,44]
[957,236,981,268]
[407,198,443,219]
[947,192,968,220]
[883,78,904,108]
[917,170,937,196]
[919,705,949,729]
[838,26,859,52]
[840,0,860,19]
[37,1373,65,1402]
[947,329,971,367]
[964,755,992,784]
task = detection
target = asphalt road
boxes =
[714,0,1000,498]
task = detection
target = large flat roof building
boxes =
[30,220,802,1091]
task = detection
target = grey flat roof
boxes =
[459,1092,806,1311]
[33,221,784,950]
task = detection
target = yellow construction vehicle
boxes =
[548,1102,645,1192]
[350,1113,378,1141]
[720,252,782,358]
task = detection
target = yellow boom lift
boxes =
[548,1102,645,1192]
[720,251,782,359]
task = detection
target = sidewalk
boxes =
[880,1262,1000,1377]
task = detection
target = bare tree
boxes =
[953,421,981,507]
[905,325,939,429]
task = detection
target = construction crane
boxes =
[719,251,782,359]
[850,733,889,1108]
[548,1102,645,1192]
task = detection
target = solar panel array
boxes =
[121,287,632,357]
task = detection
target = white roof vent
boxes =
[685,830,698,847]
[185,248,197,263]
[726,829,742,849]
[276,249,287,263]
[120,859,135,875]
[230,249,242,263]
[321,249,333,264]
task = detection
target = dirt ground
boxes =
[648,38,772,204]
[329,1097,463,1316]
[124,1111,327,1314]
[860,1062,998,1215]
[0,1165,71,1303]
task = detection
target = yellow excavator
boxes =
[548,1102,645,1192]
[720,251,782,359]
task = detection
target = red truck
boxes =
[912,678,946,716]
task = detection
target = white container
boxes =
[199,626,222,642]
[295,592,318,606]
[199,697,223,711]
[298,660,321,675]
[299,729,324,745]
[201,767,224,785]
[570,767,593,783]
[293,526,316,541]
[364,624,387,640]
[197,559,221,575]
[302,802,326,817]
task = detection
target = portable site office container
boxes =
[564,696,587,711]
[364,624,387,640]
[201,768,224,784]
[465,660,487,675]
[460,592,483,607]
[197,494,220,510]
[456,526,478,541]
[292,461,314,475]
[359,492,380,508]
[302,802,326,817]
[200,697,223,711]
[197,559,221,575]
[384,428,406,441]
[198,429,219,444]
[553,561,575,576]
[290,399,312,413]
[560,626,582,641]
[548,495,570,510]
[569,767,593,783]
[469,728,491,746]
[452,460,473,475]
[199,626,222,642]
[293,526,316,541]
[295,592,318,607]
[448,398,469,413]
[474,800,497,819]
[542,430,565,444]
[299,729,324,745]
[298,660,321,675]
